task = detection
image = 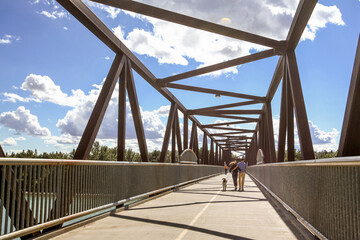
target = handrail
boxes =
[252,156,360,166]
[0,158,211,166]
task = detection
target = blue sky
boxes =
[0,0,359,155]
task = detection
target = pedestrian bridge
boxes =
[1,0,360,239]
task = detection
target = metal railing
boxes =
[248,157,360,240]
[0,158,222,239]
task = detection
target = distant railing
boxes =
[0,159,222,239]
[248,157,360,240]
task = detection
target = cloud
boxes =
[0,137,26,146]
[38,10,68,19]
[0,34,20,44]
[20,74,86,107]
[34,0,68,19]
[56,80,166,140]
[86,1,121,19]
[2,92,41,103]
[104,0,344,76]
[272,116,339,151]
[63,26,68,30]
[0,106,51,137]
[302,4,345,41]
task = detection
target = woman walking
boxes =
[228,160,239,191]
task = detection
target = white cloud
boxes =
[0,137,26,146]
[105,56,110,60]
[21,74,86,107]
[272,116,339,151]
[104,0,344,76]
[63,26,68,30]
[2,92,41,103]
[302,4,345,41]
[86,1,121,19]
[38,10,68,19]
[0,34,20,44]
[56,80,166,141]
[0,106,51,137]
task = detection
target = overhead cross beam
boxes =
[158,49,278,84]
[164,83,266,101]
[90,0,285,49]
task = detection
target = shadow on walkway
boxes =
[111,214,253,240]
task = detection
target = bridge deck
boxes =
[52,174,303,240]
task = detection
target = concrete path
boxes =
[52,174,301,240]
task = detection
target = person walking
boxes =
[228,160,239,191]
[237,158,248,191]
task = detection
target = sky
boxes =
[0,0,359,155]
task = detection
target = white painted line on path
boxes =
[175,188,222,240]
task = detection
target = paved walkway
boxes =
[53,174,301,240]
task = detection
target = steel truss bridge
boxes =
[1,0,359,239]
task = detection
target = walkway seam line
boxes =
[175,188,222,240]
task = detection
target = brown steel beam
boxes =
[189,109,262,115]
[189,100,262,113]
[287,68,295,162]
[286,50,314,160]
[117,60,127,161]
[210,139,214,165]
[277,69,287,162]
[127,60,149,162]
[193,113,259,121]
[338,34,360,157]
[202,133,207,164]
[202,120,258,128]
[175,110,183,155]
[158,49,278,84]
[160,103,177,162]
[210,131,253,136]
[183,115,188,150]
[189,122,195,150]
[0,145,4,157]
[205,126,255,132]
[265,101,276,163]
[286,0,318,50]
[91,0,284,49]
[172,116,176,163]
[164,83,266,101]
[74,54,125,160]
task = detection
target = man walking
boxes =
[237,158,247,191]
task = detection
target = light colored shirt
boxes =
[237,162,247,172]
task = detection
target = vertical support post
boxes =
[183,115,188,150]
[175,111,183,155]
[189,122,195,150]
[127,60,149,162]
[202,133,207,164]
[338,34,360,156]
[286,50,315,160]
[171,116,176,163]
[277,61,287,162]
[118,60,127,161]
[286,65,295,161]
[210,139,214,165]
[215,143,219,165]
[74,54,125,160]
[159,103,177,162]
[265,101,276,163]
[194,126,199,161]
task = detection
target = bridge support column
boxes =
[286,50,314,160]
[338,34,360,157]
